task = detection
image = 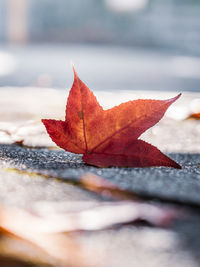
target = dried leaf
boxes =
[80,173,138,200]
[0,205,97,267]
[0,199,182,266]
[33,201,181,229]
[0,121,45,147]
[42,66,181,168]
[186,112,200,120]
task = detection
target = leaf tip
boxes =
[41,119,54,137]
[166,93,182,104]
[172,161,182,169]
[71,63,78,79]
[175,93,182,100]
[41,119,55,131]
[41,118,46,125]
[41,118,48,126]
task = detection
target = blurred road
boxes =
[0,44,200,92]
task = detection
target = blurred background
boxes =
[0,0,200,92]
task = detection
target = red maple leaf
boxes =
[42,67,181,168]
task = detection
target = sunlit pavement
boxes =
[0,44,200,92]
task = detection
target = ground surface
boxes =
[0,87,200,266]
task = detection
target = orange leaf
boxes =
[186,112,200,120]
[42,66,181,168]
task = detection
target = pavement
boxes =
[0,87,200,266]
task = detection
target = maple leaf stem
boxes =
[82,111,88,153]
[79,80,88,153]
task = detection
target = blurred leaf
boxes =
[186,112,200,120]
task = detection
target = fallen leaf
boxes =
[0,235,53,267]
[186,112,200,120]
[35,201,181,229]
[42,66,181,168]
[0,121,47,147]
[0,201,181,235]
[0,205,98,267]
[0,197,183,267]
[80,172,138,200]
